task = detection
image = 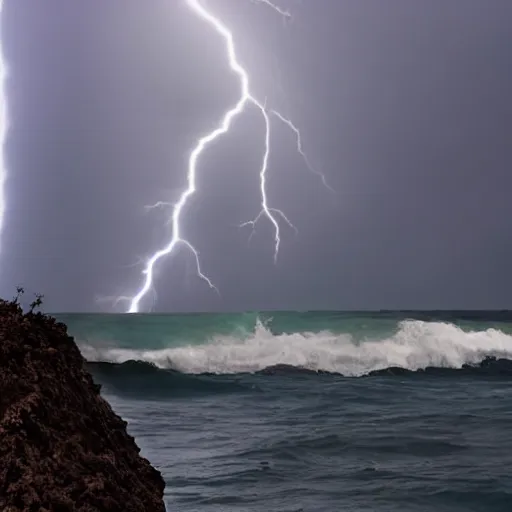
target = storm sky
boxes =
[1,0,512,312]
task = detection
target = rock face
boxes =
[0,299,166,511]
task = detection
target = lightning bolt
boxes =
[125,0,331,313]
[270,110,335,194]
[144,201,175,226]
[0,0,7,258]
[250,0,291,18]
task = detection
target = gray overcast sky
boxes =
[1,0,511,312]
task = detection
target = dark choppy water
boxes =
[57,311,512,511]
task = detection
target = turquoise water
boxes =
[60,311,512,511]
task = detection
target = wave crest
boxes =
[80,319,512,376]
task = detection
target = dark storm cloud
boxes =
[1,0,512,311]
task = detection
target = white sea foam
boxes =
[80,320,512,376]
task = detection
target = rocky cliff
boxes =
[0,298,166,511]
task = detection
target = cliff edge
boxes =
[0,299,166,511]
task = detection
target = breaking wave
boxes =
[80,319,512,377]
[87,360,254,398]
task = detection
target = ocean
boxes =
[57,310,512,511]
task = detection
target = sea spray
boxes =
[78,318,512,376]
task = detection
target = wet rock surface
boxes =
[0,299,166,511]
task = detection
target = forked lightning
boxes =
[0,0,7,258]
[125,0,332,313]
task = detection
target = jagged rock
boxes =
[0,299,166,511]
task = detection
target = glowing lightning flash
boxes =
[126,0,330,313]
[0,0,7,257]
[251,0,291,18]
[271,110,335,193]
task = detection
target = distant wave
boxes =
[81,320,512,376]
